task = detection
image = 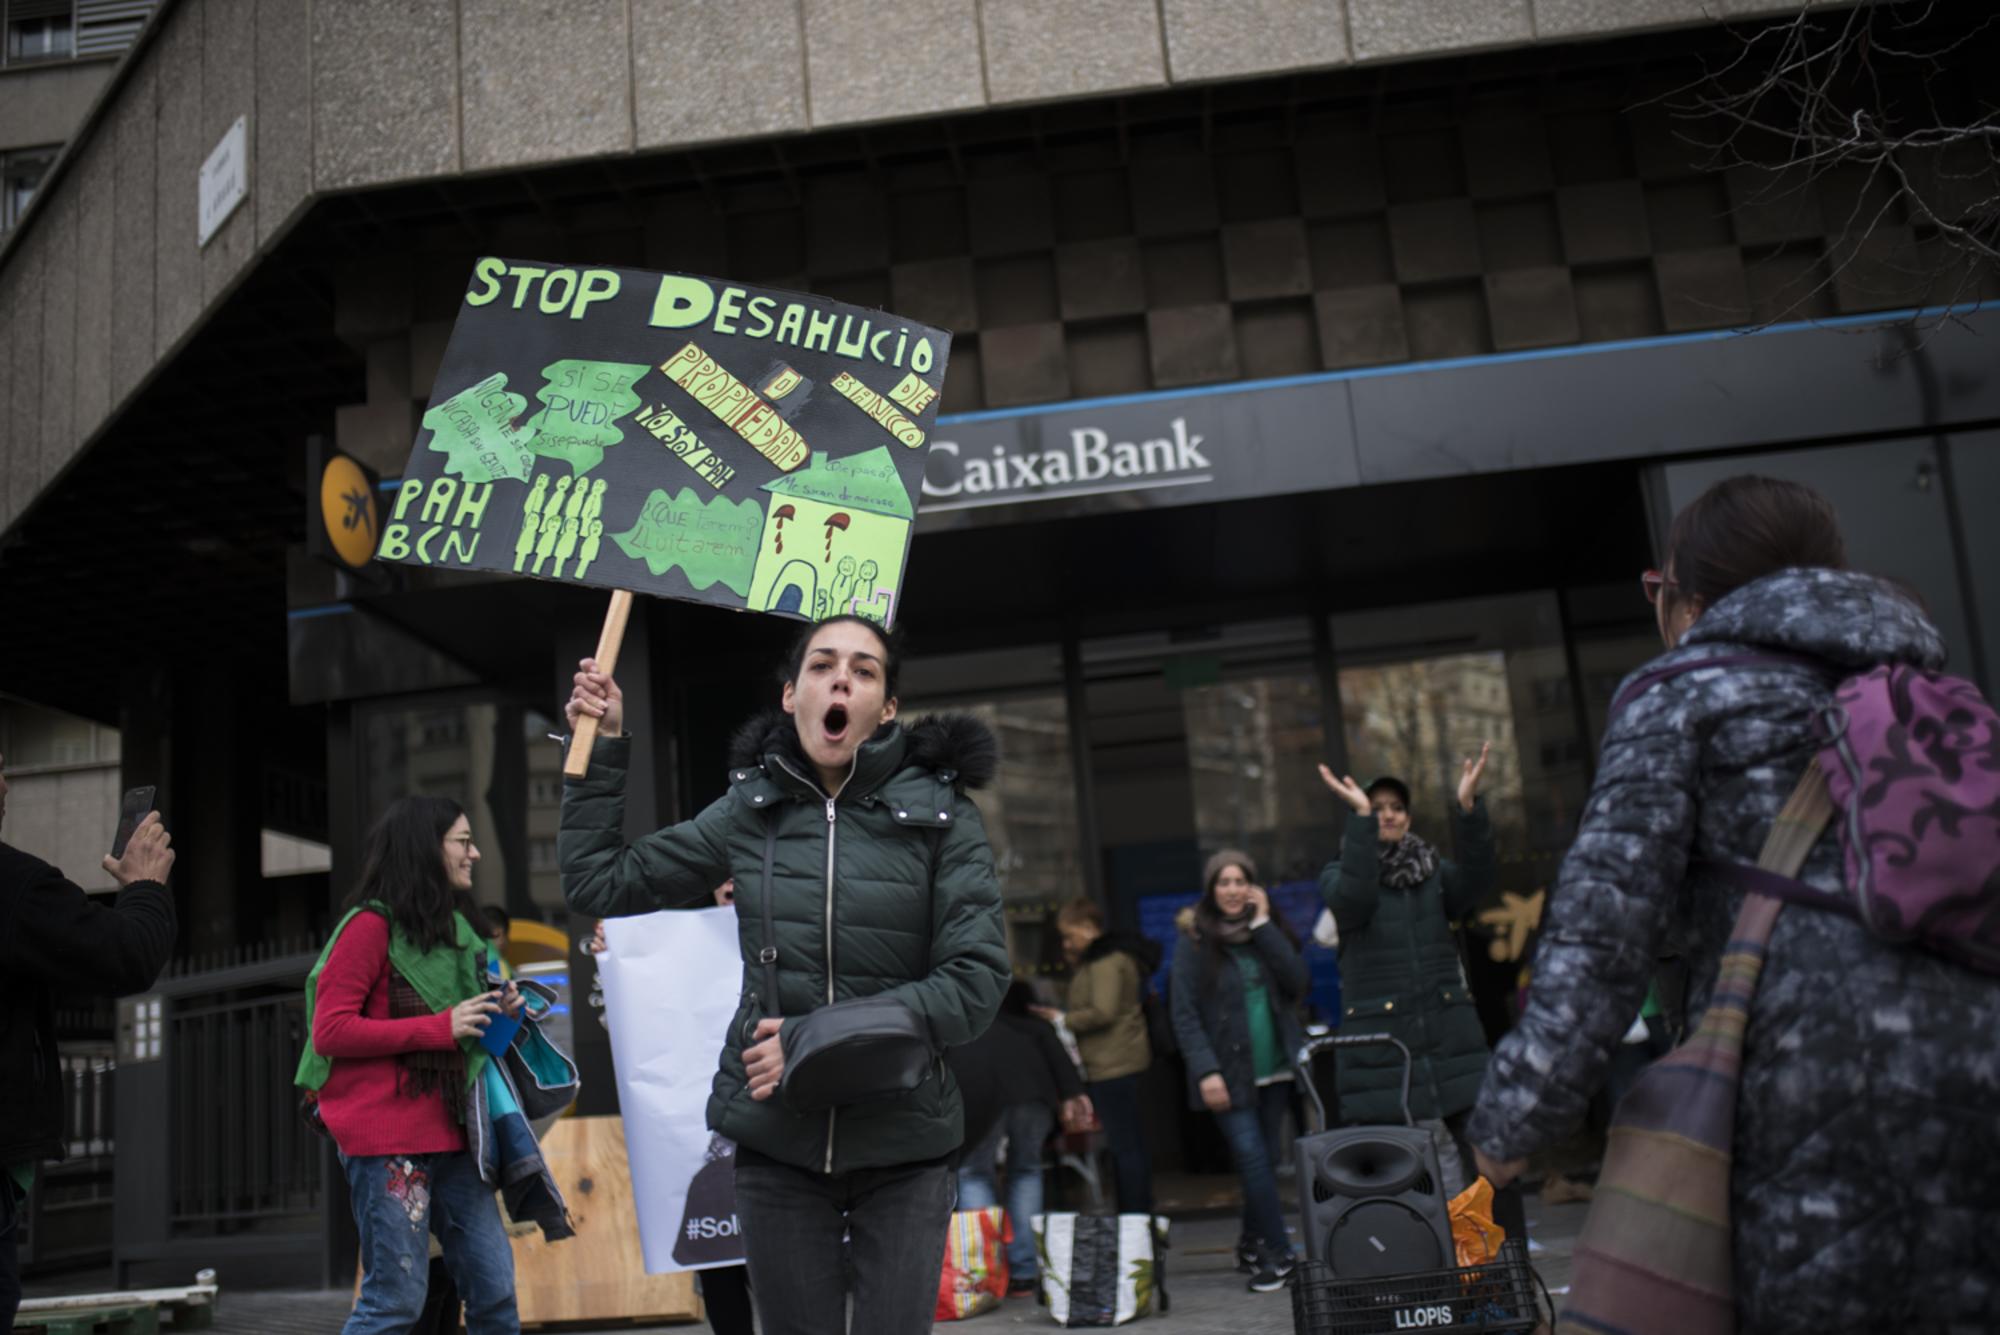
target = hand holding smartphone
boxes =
[104,786,174,887]
[111,786,157,859]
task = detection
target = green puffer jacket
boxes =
[561,710,1009,1175]
[1318,800,1495,1125]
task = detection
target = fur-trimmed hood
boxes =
[725,708,998,791]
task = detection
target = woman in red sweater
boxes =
[309,796,524,1335]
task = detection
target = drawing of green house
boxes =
[748,445,916,624]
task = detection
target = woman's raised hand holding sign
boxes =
[567,656,624,738]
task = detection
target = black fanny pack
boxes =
[778,995,934,1113]
[755,812,938,1114]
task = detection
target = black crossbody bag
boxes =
[757,813,939,1114]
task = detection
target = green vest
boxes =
[293,902,490,1093]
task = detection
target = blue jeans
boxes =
[342,1150,518,1335]
[1086,1074,1154,1215]
[958,1101,1053,1280]
[1214,1082,1293,1260]
[735,1155,955,1335]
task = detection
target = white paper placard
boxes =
[598,908,746,1273]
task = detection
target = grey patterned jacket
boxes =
[1467,567,2000,1333]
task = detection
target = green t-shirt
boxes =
[1233,947,1283,1082]
[7,1159,33,1199]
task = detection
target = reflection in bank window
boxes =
[897,694,1082,971]
[362,700,551,927]
[1182,672,1329,886]
[1337,652,1528,860]
[524,709,564,918]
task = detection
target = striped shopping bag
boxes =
[1558,766,1833,1335]
[935,1206,1009,1321]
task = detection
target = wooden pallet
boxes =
[16,1282,218,1334]
[512,1116,700,1328]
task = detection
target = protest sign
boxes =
[375,259,952,774]
[374,260,949,632]
[597,907,745,1274]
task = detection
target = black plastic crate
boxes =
[1289,1238,1541,1334]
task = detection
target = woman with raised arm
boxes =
[1317,747,1525,1239]
[560,614,1009,1335]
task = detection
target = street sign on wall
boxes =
[198,115,247,247]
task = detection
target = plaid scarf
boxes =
[1379,832,1440,888]
[388,969,469,1124]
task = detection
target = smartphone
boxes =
[111,786,157,859]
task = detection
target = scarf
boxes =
[1379,832,1439,889]
[294,902,491,1098]
[389,971,470,1122]
[1206,906,1258,947]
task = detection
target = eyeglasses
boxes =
[1640,570,1677,606]
[447,835,477,850]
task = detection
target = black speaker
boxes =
[1294,1126,1453,1279]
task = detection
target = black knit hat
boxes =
[1365,776,1411,807]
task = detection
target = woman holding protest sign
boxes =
[561,613,1009,1335]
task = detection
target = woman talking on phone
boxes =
[297,797,527,1335]
[1169,849,1308,1293]
[560,614,1009,1335]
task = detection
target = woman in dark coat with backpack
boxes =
[1468,476,2000,1333]
[1169,849,1307,1293]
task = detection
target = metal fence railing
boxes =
[61,1048,115,1161]
[167,988,320,1231]
[52,949,350,1288]
[18,1046,117,1269]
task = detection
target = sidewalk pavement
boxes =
[88,1192,1583,1333]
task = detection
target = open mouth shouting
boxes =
[822,703,850,745]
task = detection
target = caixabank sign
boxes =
[915,379,1357,529]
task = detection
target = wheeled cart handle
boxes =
[1293,1032,1415,1133]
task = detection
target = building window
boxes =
[5,2,75,63]
[2,147,56,231]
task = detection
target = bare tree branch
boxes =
[1656,0,2000,334]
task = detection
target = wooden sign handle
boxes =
[564,589,635,779]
